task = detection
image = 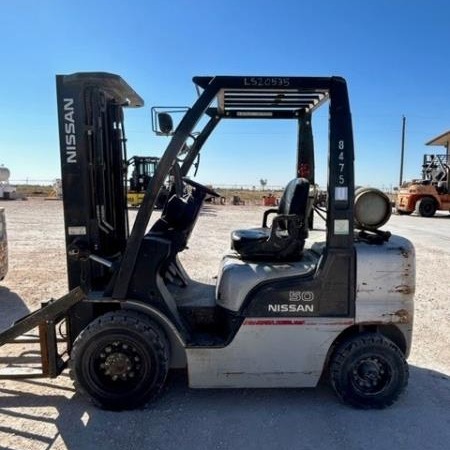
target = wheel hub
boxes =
[97,341,142,381]
[104,353,131,376]
[352,357,388,392]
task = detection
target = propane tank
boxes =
[0,167,10,183]
[354,187,392,231]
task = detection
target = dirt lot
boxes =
[0,198,449,450]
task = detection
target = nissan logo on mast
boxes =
[63,98,77,163]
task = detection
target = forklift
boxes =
[396,153,450,216]
[0,73,415,411]
[127,155,169,208]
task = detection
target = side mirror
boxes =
[158,113,173,135]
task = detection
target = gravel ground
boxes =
[0,198,449,450]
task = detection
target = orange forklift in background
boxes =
[396,131,450,216]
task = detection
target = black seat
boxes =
[231,178,310,261]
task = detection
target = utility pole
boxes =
[399,115,406,187]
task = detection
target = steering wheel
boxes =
[182,177,220,197]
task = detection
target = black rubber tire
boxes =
[330,333,408,409]
[70,310,169,410]
[416,197,437,217]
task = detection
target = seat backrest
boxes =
[148,193,202,256]
[150,195,187,233]
[278,178,310,217]
[151,194,200,232]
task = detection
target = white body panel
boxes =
[184,235,415,388]
[355,234,415,355]
[187,318,352,388]
[355,235,415,324]
[216,252,318,312]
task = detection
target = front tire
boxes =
[70,310,169,410]
[416,197,437,217]
[330,333,408,409]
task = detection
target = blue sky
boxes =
[1,0,449,189]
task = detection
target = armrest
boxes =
[269,214,306,241]
[262,208,279,228]
[271,214,301,231]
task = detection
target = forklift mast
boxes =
[55,73,144,292]
[422,154,449,186]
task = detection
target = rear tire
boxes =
[416,197,437,217]
[330,333,408,409]
[70,310,169,410]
